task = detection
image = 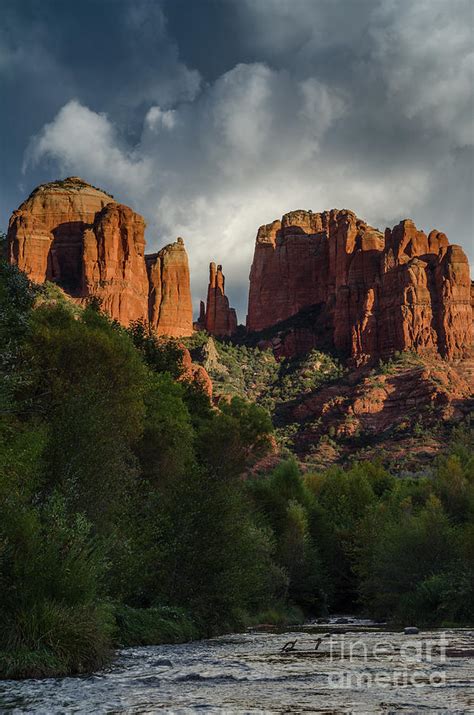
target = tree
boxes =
[305,465,375,610]
[355,495,457,621]
[24,304,147,528]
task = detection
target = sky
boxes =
[1,0,473,320]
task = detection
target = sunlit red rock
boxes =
[146,238,193,337]
[179,344,213,398]
[8,178,193,335]
[82,202,149,325]
[8,177,113,286]
[247,209,472,362]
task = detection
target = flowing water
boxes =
[1,619,473,714]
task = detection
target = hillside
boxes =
[188,334,473,471]
[6,178,474,471]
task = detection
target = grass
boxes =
[0,648,65,680]
[245,604,305,628]
[0,601,114,679]
[0,600,307,680]
[114,605,200,647]
[0,603,203,679]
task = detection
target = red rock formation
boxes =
[377,222,472,361]
[8,178,193,335]
[146,238,193,337]
[197,300,206,329]
[247,209,472,362]
[434,246,473,362]
[289,354,473,468]
[202,263,237,337]
[81,202,149,325]
[179,344,213,398]
[8,177,114,286]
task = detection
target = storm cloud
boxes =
[2,0,473,318]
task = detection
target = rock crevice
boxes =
[8,178,193,336]
[247,209,472,362]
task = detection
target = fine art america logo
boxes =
[325,633,448,689]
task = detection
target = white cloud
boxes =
[24,100,153,194]
[370,0,474,147]
[145,107,176,131]
[24,65,350,317]
[22,1,473,320]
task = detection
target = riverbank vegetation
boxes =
[1,263,472,679]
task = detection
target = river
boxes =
[1,619,473,713]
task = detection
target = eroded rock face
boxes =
[8,178,193,335]
[247,209,472,362]
[82,202,149,325]
[179,344,213,398]
[201,263,237,337]
[146,238,193,337]
[8,177,114,286]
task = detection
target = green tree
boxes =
[24,304,147,527]
[249,460,327,613]
[355,495,457,621]
[155,463,279,631]
[306,464,375,610]
[128,319,185,378]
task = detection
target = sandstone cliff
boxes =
[247,209,472,363]
[199,262,237,337]
[8,177,114,286]
[8,178,193,335]
[146,238,193,337]
[82,202,149,325]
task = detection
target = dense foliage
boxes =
[0,264,472,679]
[189,336,344,412]
[0,267,279,677]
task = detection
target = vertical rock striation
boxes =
[7,178,193,335]
[8,176,113,286]
[145,238,193,337]
[201,262,237,337]
[247,209,472,362]
[82,202,149,325]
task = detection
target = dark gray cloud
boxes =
[1,0,473,319]
[1,0,199,217]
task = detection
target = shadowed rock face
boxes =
[200,262,237,337]
[8,177,114,287]
[247,209,472,362]
[7,178,193,336]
